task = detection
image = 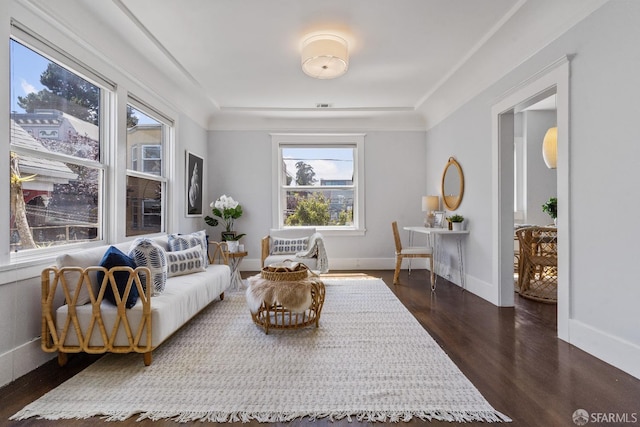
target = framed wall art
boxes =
[186,151,204,217]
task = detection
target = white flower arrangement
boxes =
[204,194,245,239]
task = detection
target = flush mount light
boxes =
[301,34,348,79]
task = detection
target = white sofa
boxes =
[41,234,230,366]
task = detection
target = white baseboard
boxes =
[569,319,640,380]
[0,337,54,388]
[463,274,499,305]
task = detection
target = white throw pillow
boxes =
[166,246,206,277]
[128,238,167,296]
[56,249,103,305]
[168,230,208,267]
[270,237,309,255]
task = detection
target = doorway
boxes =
[491,57,570,340]
[513,93,558,297]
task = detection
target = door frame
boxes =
[491,56,570,340]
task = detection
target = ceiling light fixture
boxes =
[301,34,348,79]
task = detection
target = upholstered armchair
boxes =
[261,227,328,273]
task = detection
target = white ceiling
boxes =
[118,0,519,111]
[27,0,608,128]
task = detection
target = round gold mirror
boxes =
[441,157,464,211]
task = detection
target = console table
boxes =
[403,227,470,291]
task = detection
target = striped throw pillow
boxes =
[166,246,205,277]
[128,238,167,296]
[168,230,208,267]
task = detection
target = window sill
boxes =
[0,257,53,284]
[0,241,107,284]
[310,227,366,237]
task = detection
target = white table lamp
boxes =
[422,195,440,227]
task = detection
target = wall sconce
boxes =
[542,126,557,169]
[301,34,349,79]
[422,195,440,227]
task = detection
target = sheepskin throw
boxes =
[246,275,320,313]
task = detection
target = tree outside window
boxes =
[10,39,104,251]
[276,140,361,230]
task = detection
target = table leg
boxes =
[430,234,439,291]
[228,257,246,291]
[456,236,465,291]
[408,230,414,275]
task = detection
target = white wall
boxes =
[425,1,640,378]
[173,114,211,233]
[523,111,557,226]
[207,130,429,271]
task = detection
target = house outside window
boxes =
[9,37,107,253]
[271,133,365,235]
[125,103,169,237]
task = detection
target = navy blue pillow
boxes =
[97,246,139,308]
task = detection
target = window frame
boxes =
[7,28,113,264]
[3,24,176,270]
[124,97,172,237]
[271,133,366,236]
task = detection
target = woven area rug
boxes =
[12,277,511,423]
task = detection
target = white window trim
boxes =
[6,30,113,267]
[270,133,366,236]
[124,98,172,238]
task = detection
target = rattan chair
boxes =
[392,221,434,286]
[515,226,557,303]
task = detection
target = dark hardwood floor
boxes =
[2,270,639,426]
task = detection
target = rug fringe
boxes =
[13,407,511,423]
[133,409,512,423]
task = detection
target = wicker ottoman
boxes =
[246,274,325,334]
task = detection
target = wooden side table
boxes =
[226,251,248,291]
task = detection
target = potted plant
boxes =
[205,194,246,241]
[542,197,557,225]
[447,214,464,231]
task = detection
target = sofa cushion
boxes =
[128,238,167,296]
[168,230,208,267]
[56,264,232,348]
[271,236,309,255]
[166,246,206,277]
[97,246,139,308]
[55,245,109,305]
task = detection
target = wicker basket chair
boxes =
[515,226,558,303]
[248,263,325,334]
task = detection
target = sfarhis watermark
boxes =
[573,409,638,425]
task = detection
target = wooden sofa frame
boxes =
[41,241,228,367]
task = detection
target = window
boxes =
[9,38,107,252]
[271,134,365,234]
[125,103,169,237]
